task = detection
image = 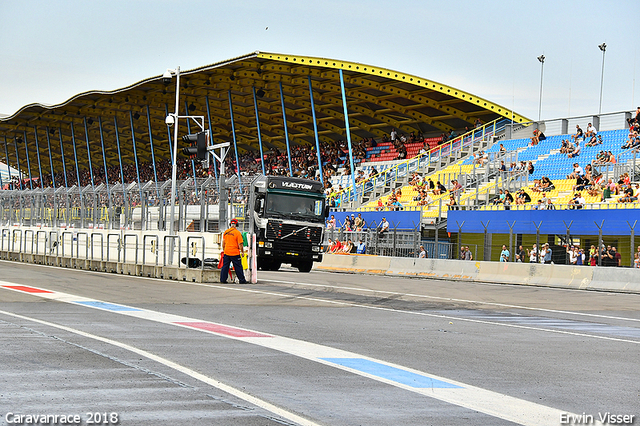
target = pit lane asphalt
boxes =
[1,260,638,426]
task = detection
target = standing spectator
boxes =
[356,239,366,254]
[515,245,525,262]
[418,245,427,258]
[464,246,473,260]
[353,213,363,231]
[612,246,622,267]
[326,214,336,229]
[528,244,539,263]
[567,246,578,265]
[601,245,612,266]
[500,245,510,262]
[542,243,552,264]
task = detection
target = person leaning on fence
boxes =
[326,238,334,253]
[220,218,247,284]
[379,217,390,236]
[418,245,427,258]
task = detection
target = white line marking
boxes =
[259,278,640,323]
[0,282,606,426]
[3,258,639,323]
[0,308,322,426]
[177,282,640,346]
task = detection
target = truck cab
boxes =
[249,175,328,272]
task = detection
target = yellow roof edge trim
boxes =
[256,51,531,124]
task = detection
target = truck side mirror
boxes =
[255,198,264,214]
[324,205,330,218]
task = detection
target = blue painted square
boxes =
[73,301,141,312]
[321,358,461,389]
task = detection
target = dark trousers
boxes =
[220,254,247,283]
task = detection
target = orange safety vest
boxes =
[223,227,243,256]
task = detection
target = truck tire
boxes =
[269,262,281,271]
[258,258,271,271]
[297,261,313,273]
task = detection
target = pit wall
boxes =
[0,225,225,283]
[317,253,640,294]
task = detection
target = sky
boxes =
[1,0,638,123]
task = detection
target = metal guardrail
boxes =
[122,233,139,265]
[186,235,205,271]
[163,235,181,267]
[106,233,121,263]
[90,232,104,261]
[142,234,159,266]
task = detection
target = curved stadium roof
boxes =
[0,51,529,177]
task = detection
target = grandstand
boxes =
[1,52,638,264]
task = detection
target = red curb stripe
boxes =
[175,321,272,338]
[2,285,53,294]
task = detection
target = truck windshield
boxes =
[265,192,324,221]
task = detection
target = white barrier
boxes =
[320,254,640,294]
[0,225,225,283]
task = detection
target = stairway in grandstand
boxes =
[329,122,639,224]
[473,128,640,210]
[328,120,509,211]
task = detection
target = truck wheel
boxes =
[269,262,281,271]
[297,261,313,273]
[258,258,271,271]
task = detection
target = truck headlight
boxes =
[312,246,320,252]
[265,242,273,248]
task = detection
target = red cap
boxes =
[230,218,239,225]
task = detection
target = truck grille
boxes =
[266,222,322,245]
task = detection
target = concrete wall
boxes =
[318,253,640,294]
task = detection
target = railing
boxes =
[329,150,530,221]
[324,228,455,259]
[328,118,508,207]
[452,199,639,211]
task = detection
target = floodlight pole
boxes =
[169,66,181,240]
[598,43,606,115]
[167,66,206,236]
[166,66,206,264]
[537,55,545,121]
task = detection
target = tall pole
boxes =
[537,55,545,121]
[169,66,180,237]
[598,43,606,115]
[338,69,357,198]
